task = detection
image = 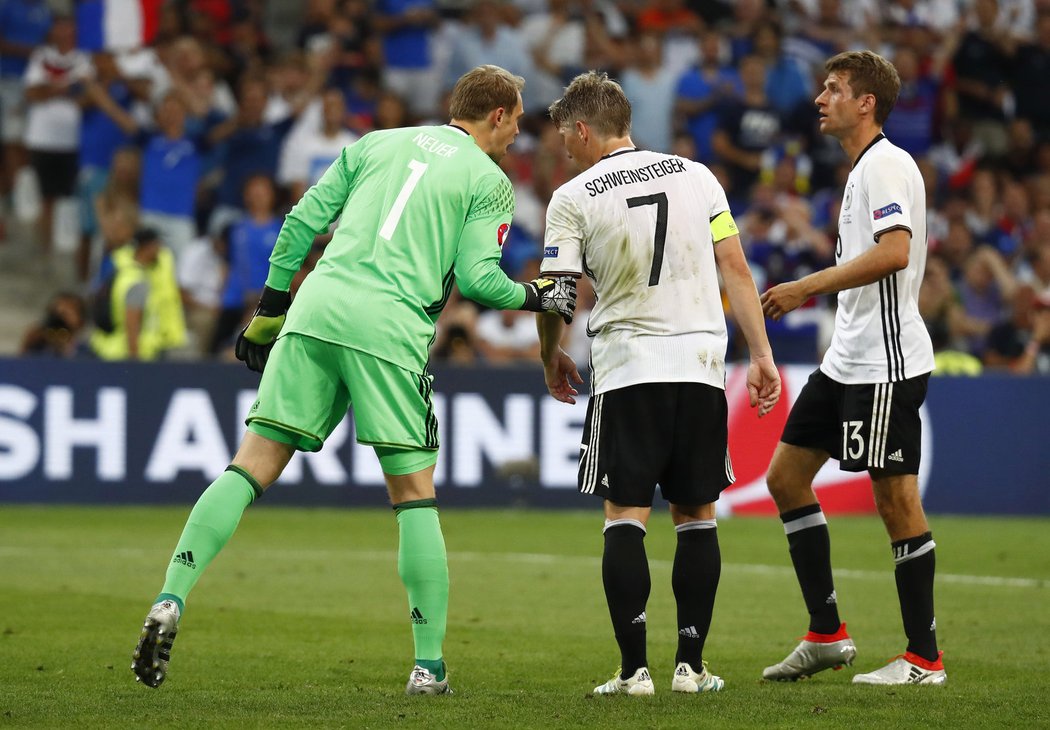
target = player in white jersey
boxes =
[760,51,945,686]
[537,71,781,696]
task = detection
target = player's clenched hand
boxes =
[522,276,577,324]
[543,348,584,404]
[235,286,291,373]
[761,281,808,321]
[746,355,781,418]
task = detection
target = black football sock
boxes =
[602,519,650,678]
[672,519,720,669]
[781,504,841,635]
[892,531,939,662]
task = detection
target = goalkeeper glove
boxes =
[522,275,577,324]
[235,285,291,373]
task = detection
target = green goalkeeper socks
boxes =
[156,466,261,608]
[396,501,449,677]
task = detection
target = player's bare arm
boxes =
[536,292,583,405]
[714,234,781,417]
[761,228,910,320]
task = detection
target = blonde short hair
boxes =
[548,71,631,138]
[449,65,525,121]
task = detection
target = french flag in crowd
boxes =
[77,0,162,51]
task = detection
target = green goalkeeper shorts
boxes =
[246,333,438,474]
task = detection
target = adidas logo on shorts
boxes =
[888,449,904,462]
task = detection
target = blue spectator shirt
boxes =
[185,107,228,176]
[230,215,282,297]
[497,225,540,279]
[80,80,133,169]
[676,65,742,162]
[377,0,432,69]
[621,67,677,153]
[215,117,294,208]
[729,35,752,65]
[883,77,939,157]
[140,134,202,218]
[218,236,243,311]
[764,56,811,116]
[446,26,538,111]
[0,0,51,78]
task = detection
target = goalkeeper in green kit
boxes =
[131,65,577,695]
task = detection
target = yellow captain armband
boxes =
[710,211,739,242]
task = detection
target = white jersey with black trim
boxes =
[540,148,732,394]
[821,134,934,385]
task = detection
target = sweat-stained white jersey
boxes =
[540,147,734,394]
[821,134,935,384]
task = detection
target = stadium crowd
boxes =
[3,0,1050,373]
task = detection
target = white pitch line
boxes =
[449,552,1048,589]
[1,545,1045,589]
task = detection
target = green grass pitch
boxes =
[1,506,1048,728]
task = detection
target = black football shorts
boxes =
[578,381,733,507]
[781,368,928,474]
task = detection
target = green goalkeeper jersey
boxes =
[265,124,527,373]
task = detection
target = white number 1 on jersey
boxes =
[379,160,429,240]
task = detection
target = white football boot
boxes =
[593,666,655,696]
[405,664,452,695]
[763,624,857,681]
[671,661,725,693]
[131,599,181,688]
[852,652,946,685]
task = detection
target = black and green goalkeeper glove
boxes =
[521,275,577,324]
[235,286,292,373]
